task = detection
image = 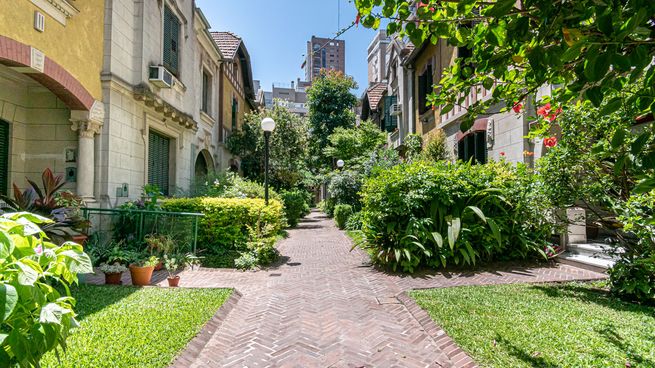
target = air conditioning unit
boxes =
[390,103,402,116]
[149,66,173,88]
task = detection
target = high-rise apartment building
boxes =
[304,36,345,82]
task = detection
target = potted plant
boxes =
[164,255,181,287]
[185,253,202,271]
[129,254,159,286]
[144,234,176,271]
[99,263,128,285]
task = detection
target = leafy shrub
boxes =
[328,170,363,210]
[360,161,554,272]
[404,134,423,160]
[0,212,92,366]
[363,147,401,178]
[608,192,655,301]
[234,252,258,270]
[334,204,353,230]
[421,129,450,162]
[281,189,311,227]
[161,197,285,254]
[318,198,336,217]
[345,211,364,231]
[189,172,280,201]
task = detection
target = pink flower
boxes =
[512,102,523,113]
[544,136,558,148]
[536,103,551,117]
[35,244,43,255]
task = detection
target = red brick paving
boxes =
[86,211,606,367]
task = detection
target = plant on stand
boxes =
[99,245,130,285]
[128,253,159,286]
[163,255,181,287]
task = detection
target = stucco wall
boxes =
[0,0,105,100]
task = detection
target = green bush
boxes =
[421,129,450,162]
[328,170,363,210]
[334,204,353,230]
[281,189,311,227]
[189,172,280,201]
[318,198,336,217]
[0,212,93,366]
[360,161,554,272]
[345,211,364,230]
[162,197,285,255]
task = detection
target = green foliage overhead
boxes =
[40,286,231,368]
[307,69,358,170]
[0,212,93,366]
[323,120,387,165]
[226,106,310,190]
[354,0,655,132]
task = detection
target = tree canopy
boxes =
[226,106,310,190]
[354,0,655,132]
[324,120,387,165]
[307,69,359,170]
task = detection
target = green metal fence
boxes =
[81,207,204,255]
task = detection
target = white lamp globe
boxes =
[336,159,345,168]
[261,117,276,132]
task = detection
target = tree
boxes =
[307,69,358,170]
[226,106,310,190]
[323,120,387,165]
[354,0,655,132]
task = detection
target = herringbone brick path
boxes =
[153,211,605,368]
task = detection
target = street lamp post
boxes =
[261,117,276,205]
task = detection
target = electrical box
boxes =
[65,167,76,182]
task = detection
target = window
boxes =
[202,70,211,114]
[457,132,487,164]
[148,130,171,195]
[417,65,433,115]
[383,95,398,132]
[231,98,238,130]
[457,45,474,79]
[0,120,8,195]
[163,6,180,76]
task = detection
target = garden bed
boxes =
[410,282,654,367]
[41,285,232,367]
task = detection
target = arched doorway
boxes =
[194,149,214,180]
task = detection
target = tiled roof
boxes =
[366,83,387,110]
[210,31,242,59]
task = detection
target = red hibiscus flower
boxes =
[512,102,523,113]
[544,136,558,148]
[536,103,551,117]
[500,152,506,156]
[355,13,360,27]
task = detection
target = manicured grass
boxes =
[410,282,655,368]
[42,285,231,368]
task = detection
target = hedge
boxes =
[162,197,285,254]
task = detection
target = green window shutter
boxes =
[383,95,398,132]
[163,6,180,76]
[231,99,238,130]
[148,131,170,195]
[0,120,9,195]
[418,72,426,115]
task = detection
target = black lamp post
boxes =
[261,117,276,205]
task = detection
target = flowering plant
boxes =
[99,262,128,274]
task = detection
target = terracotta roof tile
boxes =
[210,31,242,59]
[366,83,387,110]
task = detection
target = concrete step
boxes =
[558,252,614,273]
[567,242,619,260]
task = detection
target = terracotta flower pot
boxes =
[104,272,123,285]
[129,265,155,286]
[154,261,164,271]
[72,234,88,245]
[167,275,180,287]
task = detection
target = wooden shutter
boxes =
[163,6,180,76]
[384,95,397,132]
[202,71,210,113]
[418,72,426,115]
[148,131,170,195]
[0,120,8,195]
[231,99,238,130]
[474,132,487,164]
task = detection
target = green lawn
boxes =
[42,285,231,368]
[410,282,655,368]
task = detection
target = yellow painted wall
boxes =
[0,0,104,100]
[221,72,252,134]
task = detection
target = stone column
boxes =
[70,102,104,201]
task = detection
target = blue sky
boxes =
[196,0,379,96]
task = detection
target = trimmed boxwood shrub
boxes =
[281,189,311,227]
[334,204,353,230]
[162,197,285,254]
[360,160,555,272]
